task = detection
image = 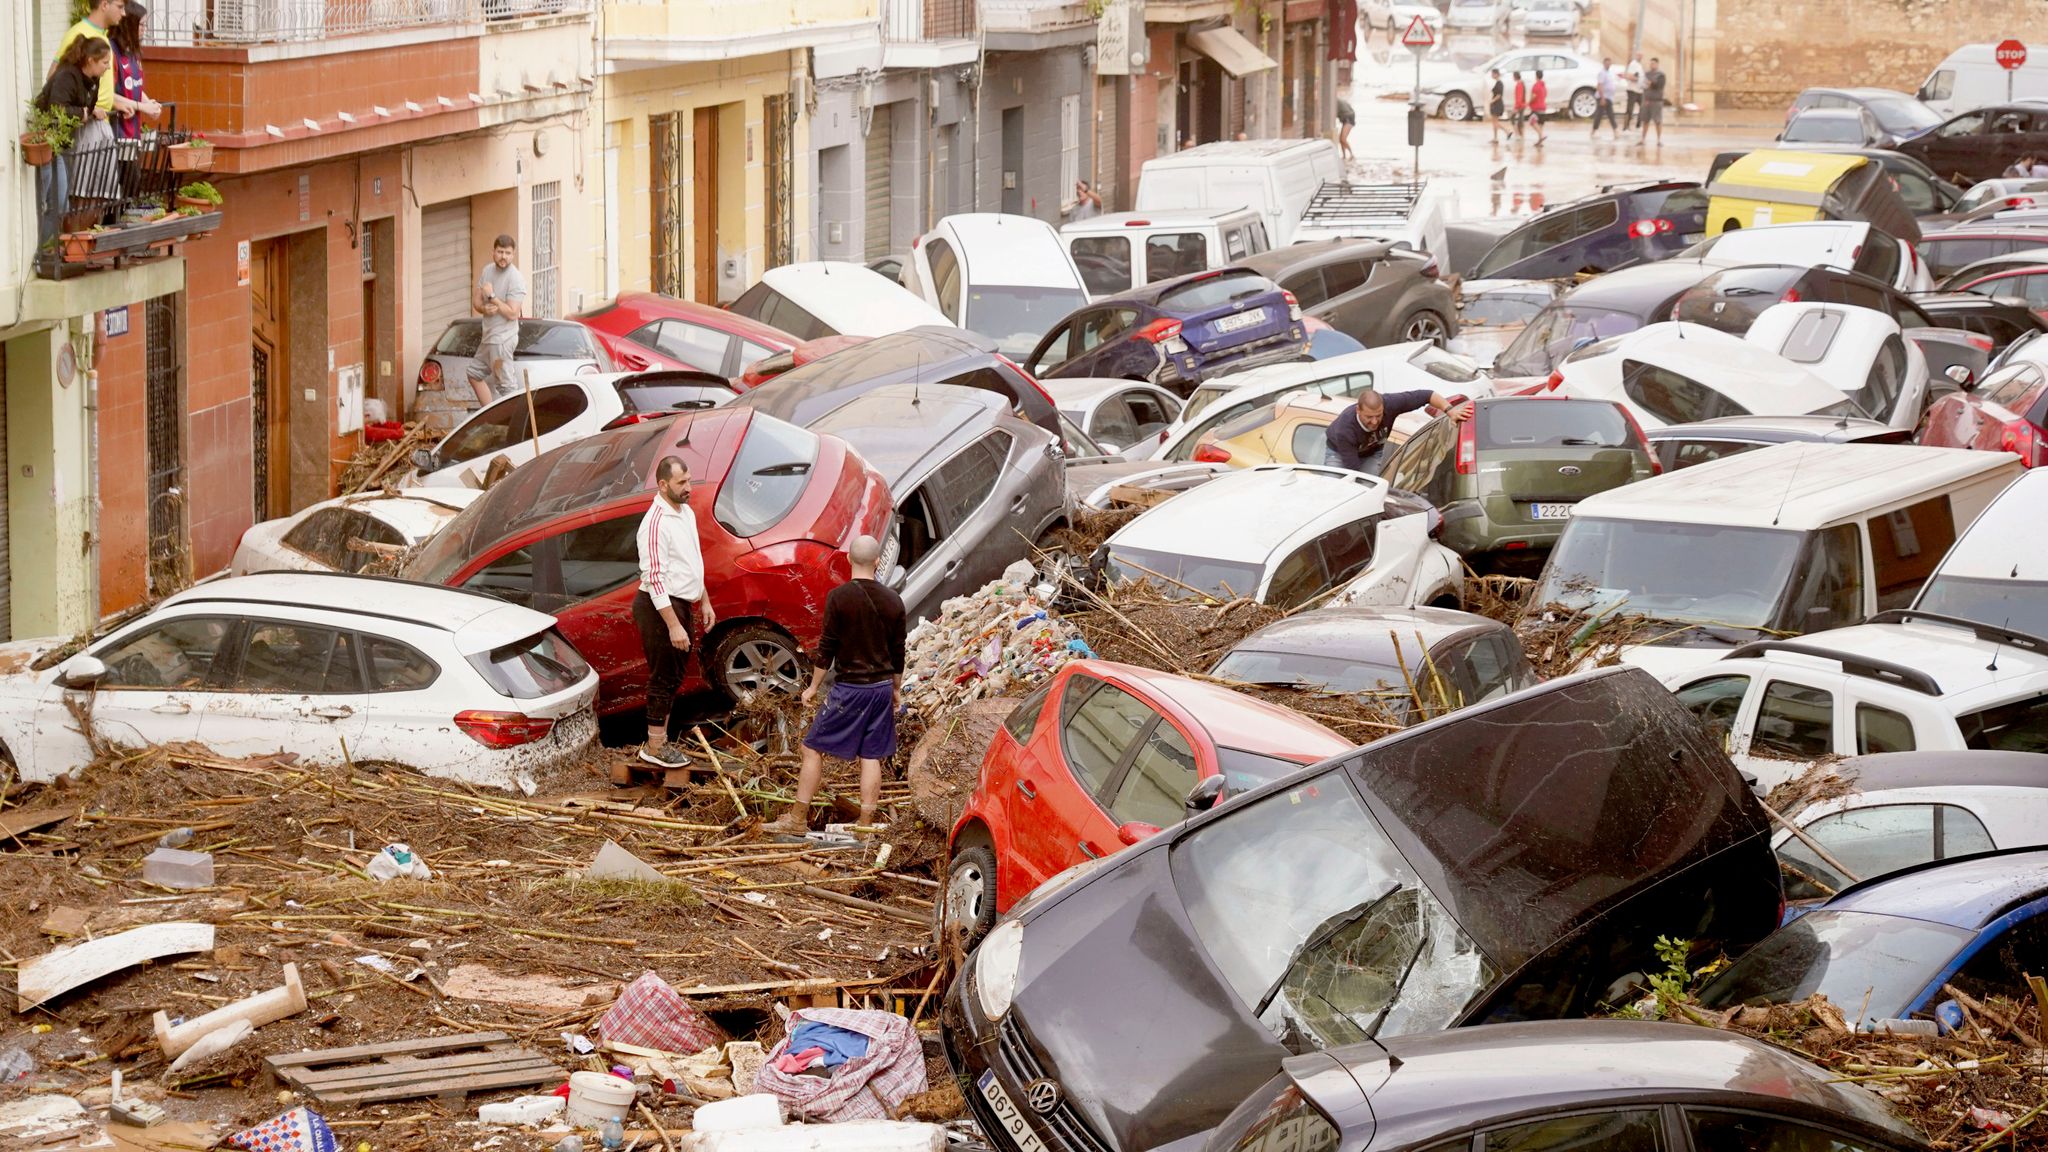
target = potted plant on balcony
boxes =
[20,103,80,168]
[175,180,222,211]
[168,136,213,171]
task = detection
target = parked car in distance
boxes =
[1647,413,1907,472]
[570,292,795,376]
[1470,182,1709,282]
[1898,103,2048,185]
[232,489,484,577]
[0,573,599,789]
[1200,1022,1922,1152]
[942,659,1351,939]
[1787,86,1943,148]
[1097,465,1464,609]
[1919,355,2048,466]
[1238,239,1457,348]
[727,261,955,340]
[1490,259,1720,380]
[1021,268,1307,393]
[1060,207,1272,297]
[1743,303,1931,431]
[1773,751,2048,908]
[901,214,1092,358]
[807,384,1069,621]
[1709,146,1962,219]
[1360,0,1443,35]
[1517,0,1580,37]
[1380,396,1658,563]
[1549,322,1868,431]
[1780,107,1885,148]
[1680,220,1934,294]
[943,667,1783,1152]
[1447,278,1562,369]
[1445,0,1508,31]
[1039,377,1183,458]
[1913,469,2048,635]
[1932,179,2048,227]
[1211,605,1536,721]
[1133,139,1343,247]
[1917,43,2048,117]
[1700,848,2048,1030]
[1912,290,2048,357]
[402,370,738,488]
[1424,48,1602,121]
[415,319,617,418]
[732,326,1060,436]
[403,408,893,709]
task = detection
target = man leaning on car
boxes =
[1325,390,1474,475]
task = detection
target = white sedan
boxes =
[0,573,598,790]
[1550,322,1869,430]
[403,370,736,488]
[1362,0,1444,34]
[1423,48,1603,121]
[1517,0,1581,35]
[232,489,483,576]
[1040,377,1185,459]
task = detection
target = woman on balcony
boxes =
[109,3,164,209]
[34,36,114,244]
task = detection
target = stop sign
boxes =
[1997,39,2027,70]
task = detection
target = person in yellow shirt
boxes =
[54,0,128,116]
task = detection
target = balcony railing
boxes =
[36,118,222,280]
[145,0,586,46]
[882,0,975,42]
[977,0,1090,35]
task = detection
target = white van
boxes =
[1133,139,1344,246]
[900,214,1091,357]
[1059,208,1271,297]
[1920,44,2048,116]
[1526,441,2023,679]
[1912,468,2045,637]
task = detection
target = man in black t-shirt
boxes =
[1325,389,1474,475]
[767,535,907,833]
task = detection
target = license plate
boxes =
[1213,308,1268,333]
[1529,503,1574,520]
[978,1071,1050,1152]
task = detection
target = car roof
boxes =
[1573,441,2017,529]
[756,262,955,333]
[1552,259,1716,309]
[160,572,557,654]
[1106,266,1275,307]
[1237,239,1395,275]
[808,383,1005,489]
[1745,302,1900,369]
[928,214,1080,288]
[735,328,997,423]
[1310,1020,1917,1148]
[1109,466,1384,564]
[1822,847,2048,928]
[1224,606,1505,664]
[1789,107,1871,120]
[1567,323,1850,413]
[582,292,797,345]
[1722,613,2048,699]
[1648,413,1900,443]
[1080,660,1352,760]
[1142,138,1334,164]
[1928,470,2045,580]
[1200,342,1436,396]
[1801,750,2048,798]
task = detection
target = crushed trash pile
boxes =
[336,423,438,496]
[898,562,1093,720]
[1464,574,1666,680]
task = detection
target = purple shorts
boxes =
[802,679,898,761]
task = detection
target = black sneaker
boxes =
[638,741,693,769]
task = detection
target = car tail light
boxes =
[1965,333,1995,352]
[2010,196,2037,211]
[603,412,662,430]
[1193,441,1232,463]
[1615,404,1660,473]
[1281,291,1303,321]
[1502,539,1530,550]
[2001,420,2048,467]
[1133,318,1184,344]
[418,359,443,387]
[454,710,556,749]
[1628,218,1674,239]
[1454,417,1477,474]
[1122,219,1151,227]
[1543,369,1564,393]
[1782,288,1802,303]
[994,351,1061,415]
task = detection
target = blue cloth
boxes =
[802,678,897,761]
[788,1020,872,1068]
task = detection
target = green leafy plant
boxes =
[23,102,82,154]
[177,180,223,204]
[1611,936,1725,1022]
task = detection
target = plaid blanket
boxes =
[753,1008,927,1122]
[598,971,725,1055]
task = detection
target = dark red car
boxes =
[402,408,892,711]
[1919,355,2048,466]
[737,335,871,389]
[573,292,798,377]
[942,659,1350,941]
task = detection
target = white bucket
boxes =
[566,1070,636,1126]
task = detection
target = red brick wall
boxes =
[97,321,150,615]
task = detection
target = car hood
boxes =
[0,636,77,691]
[1618,642,1736,682]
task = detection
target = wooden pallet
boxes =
[265,1032,558,1105]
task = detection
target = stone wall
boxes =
[1712,0,2035,109]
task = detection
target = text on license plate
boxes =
[979,1072,1049,1152]
[1529,503,1574,521]
[1213,308,1268,333]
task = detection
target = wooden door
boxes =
[693,107,719,303]
[249,238,291,522]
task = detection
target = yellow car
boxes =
[1704,150,1918,239]
[1192,393,1355,468]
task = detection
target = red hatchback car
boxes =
[943,659,1352,940]
[403,408,892,711]
[1920,356,2048,467]
[574,292,799,377]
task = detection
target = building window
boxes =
[1060,94,1081,210]
[530,181,561,319]
[764,93,794,269]
[650,113,686,297]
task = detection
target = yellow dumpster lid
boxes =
[1708,150,1869,204]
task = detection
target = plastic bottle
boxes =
[598,1118,624,1152]
[0,1048,32,1082]
[158,827,194,848]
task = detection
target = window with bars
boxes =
[650,113,686,297]
[764,93,794,269]
[530,181,561,318]
[1060,95,1081,210]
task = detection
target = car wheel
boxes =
[711,623,806,703]
[1441,92,1473,122]
[940,843,999,947]
[1569,87,1598,119]
[1403,310,1450,347]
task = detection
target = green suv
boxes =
[1380,396,1657,565]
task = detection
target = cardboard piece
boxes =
[585,840,667,883]
[442,964,617,1012]
[17,922,215,1012]
[41,906,91,938]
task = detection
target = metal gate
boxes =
[650,112,686,297]
[764,93,793,270]
[250,338,271,522]
[145,294,187,596]
[530,181,561,318]
[864,102,894,260]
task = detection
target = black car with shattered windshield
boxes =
[942,667,1781,1152]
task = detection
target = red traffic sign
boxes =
[1997,39,2028,70]
[1400,14,1435,48]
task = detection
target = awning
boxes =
[1188,27,1279,76]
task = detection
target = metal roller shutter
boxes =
[864,103,894,260]
[420,200,473,347]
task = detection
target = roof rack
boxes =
[1723,639,1943,696]
[1867,609,2048,654]
[1298,181,1427,230]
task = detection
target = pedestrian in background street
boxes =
[1488,69,1506,143]
[1591,58,1620,138]
[1529,70,1549,145]
[1623,54,1645,129]
[1639,57,1667,145]
[1336,98,1356,160]
[470,234,527,405]
[1325,390,1475,476]
[767,535,906,834]
[627,455,715,777]
[1511,72,1527,140]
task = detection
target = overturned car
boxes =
[941,667,1782,1152]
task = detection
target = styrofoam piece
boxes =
[679,1121,947,1152]
[690,1094,783,1133]
[142,847,213,889]
[16,922,215,1012]
[479,1096,567,1125]
[565,1071,635,1126]
[154,963,306,1058]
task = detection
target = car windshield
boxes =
[1212,649,1411,700]
[1915,576,2048,639]
[1105,544,1267,602]
[1460,291,1552,327]
[1864,96,1941,135]
[1786,115,1869,143]
[713,414,820,538]
[1699,910,1972,1027]
[1172,773,1495,1050]
[1495,305,1647,376]
[1410,346,1481,383]
[1478,400,1633,449]
[965,286,1090,356]
[1531,517,1808,632]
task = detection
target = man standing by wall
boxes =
[628,455,715,778]
[767,535,906,834]
[1324,390,1474,476]
[470,234,527,405]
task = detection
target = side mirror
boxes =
[1184,775,1227,817]
[1945,364,1977,391]
[1116,821,1161,846]
[56,655,107,690]
[411,447,438,472]
[885,563,909,592]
